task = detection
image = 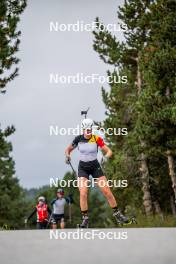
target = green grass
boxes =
[131,213,176,227]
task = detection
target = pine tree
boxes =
[93,0,154,216]
[92,0,176,219]
[0,125,26,229]
[0,0,26,93]
[0,0,27,228]
[135,0,176,210]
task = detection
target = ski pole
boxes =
[68,160,77,178]
[46,211,53,228]
[68,202,72,223]
[67,161,76,223]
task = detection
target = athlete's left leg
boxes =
[96,176,130,224]
[96,176,117,208]
[60,218,65,229]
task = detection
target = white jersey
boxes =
[53,198,66,215]
[71,134,105,162]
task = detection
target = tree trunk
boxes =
[140,152,153,216]
[136,58,142,96]
[166,150,176,201]
[153,200,164,220]
[135,56,153,216]
[170,195,176,216]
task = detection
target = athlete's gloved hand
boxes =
[65,155,71,164]
[24,218,28,224]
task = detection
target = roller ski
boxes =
[77,215,89,228]
[113,210,137,226]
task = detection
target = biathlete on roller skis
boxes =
[25,196,51,229]
[50,188,73,229]
[65,115,135,228]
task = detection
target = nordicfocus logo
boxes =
[49,20,127,33]
[49,229,128,240]
[49,125,128,137]
[50,178,128,188]
[49,73,127,85]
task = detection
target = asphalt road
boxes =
[0,228,175,264]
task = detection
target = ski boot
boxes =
[113,210,135,226]
[77,215,89,228]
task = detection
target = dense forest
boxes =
[92,0,176,224]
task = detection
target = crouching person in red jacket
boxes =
[25,196,51,229]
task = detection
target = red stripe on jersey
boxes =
[96,136,105,148]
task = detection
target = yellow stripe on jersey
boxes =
[88,135,98,143]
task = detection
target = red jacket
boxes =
[36,203,48,222]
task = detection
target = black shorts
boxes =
[51,214,64,224]
[78,159,104,179]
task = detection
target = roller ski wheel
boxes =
[119,216,137,226]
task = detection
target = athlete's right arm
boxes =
[65,136,80,158]
[65,144,74,157]
[51,198,57,206]
[27,207,37,221]
[65,144,74,164]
